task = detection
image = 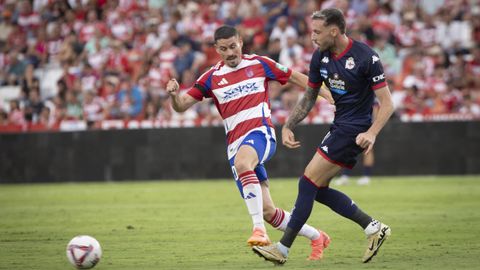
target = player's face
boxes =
[311,19,337,52]
[215,35,243,68]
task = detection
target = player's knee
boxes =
[233,159,251,174]
[303,170,329,187]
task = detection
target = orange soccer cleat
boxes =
[307,230,331,260]
[247,227,271,247]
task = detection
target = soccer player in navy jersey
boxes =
[165,25,334,260]
[253,8,394,264]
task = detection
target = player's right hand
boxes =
[282,126,301,149]
[166,78,179,96]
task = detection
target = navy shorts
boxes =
[318,124,369,169]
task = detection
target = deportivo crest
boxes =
[276,63,288,73]
[345,57,355,69]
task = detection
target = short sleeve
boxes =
[256,56,292,85]
[366,51,387,91]
[187,68,214,100]
[187,85,207,101]
[308,50,323,88]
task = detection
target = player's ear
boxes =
[237,35,243,47]
[331,27,338,38]
[214,43,221,54]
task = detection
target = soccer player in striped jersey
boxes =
[166,25,333,260]
[253,8,394,265]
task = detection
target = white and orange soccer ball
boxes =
[66,235,102,269]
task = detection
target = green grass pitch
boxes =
[1,176,480,270]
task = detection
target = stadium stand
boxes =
[0,0,479,133]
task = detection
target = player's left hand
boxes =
[282,126,301,149]
[356,132,376,155]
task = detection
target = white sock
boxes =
[239,171,265,230]
[268,208,320,240]
[364,219,381,235]
[276,242,289,257]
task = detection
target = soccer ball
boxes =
[66,235,102,269]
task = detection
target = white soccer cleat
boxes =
[357,176,371,185]
[252,243,287,265]
[363,223,391,263]
[333,175,350,186]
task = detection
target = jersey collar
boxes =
[332,38,353,61]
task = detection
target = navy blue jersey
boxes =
[308,39,386,126]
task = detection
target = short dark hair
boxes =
[312,8,346,34]
[214,25,238,42]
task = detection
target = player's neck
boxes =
[331,35,350,56]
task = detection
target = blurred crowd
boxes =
[0,0,479,132]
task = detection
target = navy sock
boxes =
[315,187,372,229]
[363,166,372,177]
[280,175,319,248]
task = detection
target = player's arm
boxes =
[356,85,394,154]
[282,85,320,148]
[166,78,199,112]
[288,70,334,104]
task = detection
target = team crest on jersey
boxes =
[345,57,355,69]
[245,67,254,78]
[275,63,288,73]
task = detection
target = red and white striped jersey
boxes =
[187,54,292,159]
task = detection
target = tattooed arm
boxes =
[282,86,320,148]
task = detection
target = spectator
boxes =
[459,95,480,117]
[24,89,44,122]
[117,77,143,119]
[8,100,25,126]
[83,90,104,127]
[7,51,28,85]
[278,36,303,69]
[269,16,298,50]
[173,42,196,80]
[0,109,7,126]
[64,91,82,120]
[1,0,479,133]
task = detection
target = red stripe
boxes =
[238,170,255,179]
[212,64,265,86]
[241,178,259,185]
[227,117,273,144]
[241,180,259,187]
[241,178,259,184]
[241,177,259,183]
[274,209,285,227]
[372,81,387,90]
[219,92,267,119]
[333,38,353,60]
[308,81,322,88]
[302,174,320,188]
[316,148,354,169]
[268,208,280,225]
[278,209,285,226]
